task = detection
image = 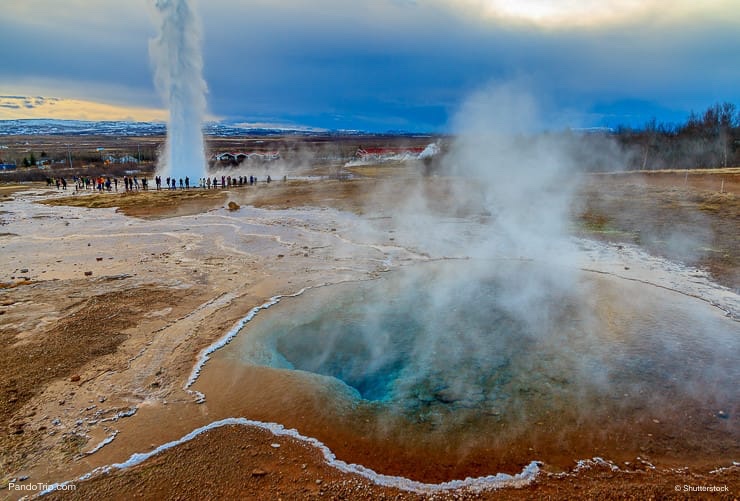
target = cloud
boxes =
[0,95,167,122]
[196,0,740,129]
[0,0,737,130]
[1,0,149,34]
[433,0,738,28]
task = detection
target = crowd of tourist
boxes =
[45,173,278,193]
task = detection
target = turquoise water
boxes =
[230,262,739,424]
[275,277,530,404]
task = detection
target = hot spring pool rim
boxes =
[39,418,542,495]
[186,256,739,398]
[180,256,737,483]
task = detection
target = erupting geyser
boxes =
[150,0,207,181]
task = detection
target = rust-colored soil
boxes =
[0,185,32,197]
[578,170,739,289]
[44,425,739,501]
[41,188,227,219]
[0,286,187,471]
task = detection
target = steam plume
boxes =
[150,0,207,181]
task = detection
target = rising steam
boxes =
[261,81,737,431]
[150,0,207,181]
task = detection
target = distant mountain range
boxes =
[0,119,428,137]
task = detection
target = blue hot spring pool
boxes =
[203,261,739,481]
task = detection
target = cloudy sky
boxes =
[1,0,738,131]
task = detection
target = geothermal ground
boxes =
[0,159,738,500]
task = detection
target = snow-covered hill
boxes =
[0,119,378,137]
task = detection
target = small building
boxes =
[213,151,280,164]
[214,152,236,163]
[0,162,17,171]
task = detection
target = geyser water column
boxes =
[150,0,207,181]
